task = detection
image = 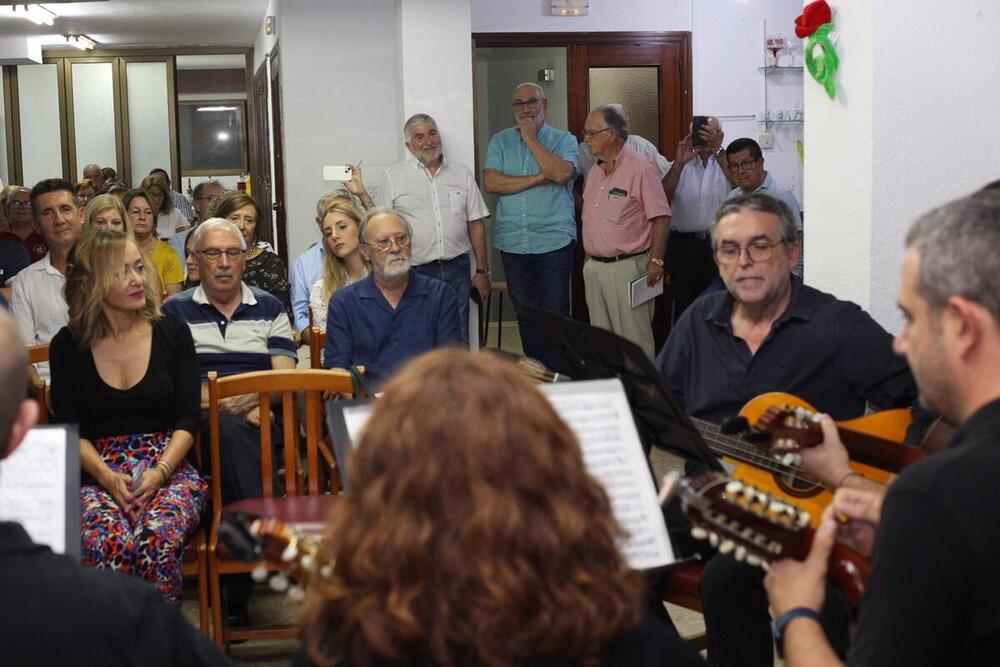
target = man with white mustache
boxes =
[379,113,490,346]
[323,209,461,384]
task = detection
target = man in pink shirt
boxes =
[581,106,671,358]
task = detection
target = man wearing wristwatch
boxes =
[378,113,490,346]
[662,116,733,322]
[580,105,671,359]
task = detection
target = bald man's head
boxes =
[0,310,35,461]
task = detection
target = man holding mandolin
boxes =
[765,189,1000,665]
[656,193,925,666]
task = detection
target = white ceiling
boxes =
[0,0,269,49]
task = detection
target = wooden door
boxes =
[269,47,288,264]
[249,59,273,250]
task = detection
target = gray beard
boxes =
[380,253,411,280]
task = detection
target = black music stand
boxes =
[525,305,722,472]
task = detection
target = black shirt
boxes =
[848,397,1000,665]
[50,314,201,440]
[656,278,918,424]
[0,237,30,287]
[0,521,234,666]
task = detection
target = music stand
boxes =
[525,305,722,472]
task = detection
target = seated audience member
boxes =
[655,193,921,667]
[149,168,195,223]
[290,189,357,336]
[83,163,107,193]
[124,188,183,297]
[168,180,224,259]
[50,230,206,605]
[0,185,48,263]
[0,237,30,289]
[323,209,461,384]
[0,183,21,226]
[181,227,200,291]
[0,309,233,666]
[141,174,187,240]
[161,218,296,624]
[75,178,97,208]
[765,189,1000,666]
[10,179,84,380]
[211,190,290,313]
[297,349,704,667]
[308,202,369,332]
[85,193,132,234]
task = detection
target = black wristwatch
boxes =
[475,268,492,279]
[772,607,822,657]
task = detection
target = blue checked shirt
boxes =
[484,124,578,255]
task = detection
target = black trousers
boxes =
[667,232,718,323]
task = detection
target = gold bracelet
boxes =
[155,460,173,482]
[648,257,665,267]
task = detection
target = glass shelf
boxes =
[758,119,804,125]
[758,66,804,73]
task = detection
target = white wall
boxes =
[805,0,1000,332]
[471,0,804,204]
[253,0,279,72]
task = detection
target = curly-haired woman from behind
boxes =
[295,349,704,667]
[49,229,207,605]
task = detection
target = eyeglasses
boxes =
[715,239,785,264]
[511,97,542,109]
[582,127,613,140]
[728,158,760,173]
[8,200,30,208]
[366,234,411,252]
[198,248,245,261]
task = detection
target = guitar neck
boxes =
[837,427,922,474]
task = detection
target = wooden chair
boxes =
[27,344,50,424]
[662,562,708,651]
[205,368,353,646]
[181,433,210,634]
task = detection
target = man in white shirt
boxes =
[662,116,733,321]
[378,113,490,345]
[9,178,84,380]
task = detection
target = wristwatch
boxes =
[475,268,492,279]
[648,257,664,267]
[772,606,822,657]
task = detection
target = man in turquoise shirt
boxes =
[484,82,577,371]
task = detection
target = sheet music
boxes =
[0,427,68,554]
[540,379,675,570]
[628,272,663,308]
[343,404,374,447]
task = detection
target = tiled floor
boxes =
[183,322,709,664]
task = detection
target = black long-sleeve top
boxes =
[50,314,200,439]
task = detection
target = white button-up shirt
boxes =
[378,155,489,265]
[669,155,731,233]
[9,253,68,380]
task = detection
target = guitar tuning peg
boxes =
[725,480,743,495]
[281,541,299,563]
[708,532,720,548]
[288,584,306,602]
[251,563,269,582]
[796,511,811,528]
[691,526,709,541]
[719,539,735,554]
[269,572,290,592]
[734,545,747,562]
[300,553,317,573]
[745,554,761,567]
[759,560,771,572]
[781,452,797,466]
[768,500,785,515]
[743,485,757,500]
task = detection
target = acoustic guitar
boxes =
[663,471,869,608]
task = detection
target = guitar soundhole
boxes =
[772,471,823,498]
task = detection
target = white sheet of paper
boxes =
[629,272,664,308]
[0,427,68,553]
[540,379,675,570]
[343,404,374,447]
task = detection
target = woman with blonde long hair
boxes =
[84,194,133,235]
[308,201,368,331]
[49,229,207,605]
[297,349,704,667]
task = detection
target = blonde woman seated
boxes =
[296,349,704,667]
[49,230,207,605]
[140,173,188,240]
[123,188,183,297]
[85,194,132,234]
[307,202,368,331]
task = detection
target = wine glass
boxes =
[765,35,787,66]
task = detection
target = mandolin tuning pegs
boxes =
[719,539,735,554]
[300,553,317,573]
[745,554,760,567]
[251,563,269,582]
[725,480,743,495]
[288,584,306,602]
[281,542,299,563]
[691,526,709,541]
[269,572,290,592]
[319,563,335,579]
[708,532,720,548]
[797,511,811,528]
[734,546,747,562]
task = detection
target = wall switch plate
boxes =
[759,131,774,149]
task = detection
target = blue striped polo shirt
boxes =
[484,123,578,255]
[162,282,297,379]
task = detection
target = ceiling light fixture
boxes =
[549,0,589,16]
[196,106,238,112]
[64,34,96,50]
[4,4,59,26]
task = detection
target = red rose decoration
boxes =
[795,0,832,38]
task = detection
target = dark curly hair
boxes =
[304,349,643,666]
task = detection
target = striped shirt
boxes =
[484,123,578,255]
[162,282,296,379]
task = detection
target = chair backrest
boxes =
[27,344,50,424]
[309,326,325,370]
[206,368,353,508]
